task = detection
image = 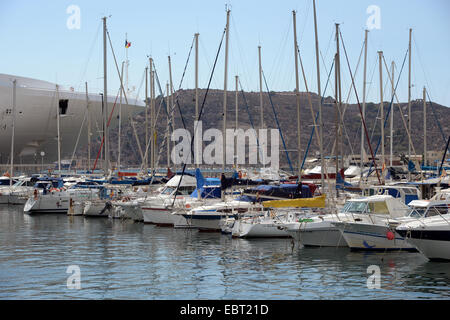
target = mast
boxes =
[102,16,110,174]
[145,65,149,173]
[222,9,230,183]
[85,81,91,172]
[195,33,200,168]
[118,62,124,171]
[56,84,61,176]
[166,82,171,168]
[258,45,265,167]
[408,28,412,180]
[168,55,175,171]
[335,23,342,184]
[312,1,324,189]
[423,86,427,166]
[334,52,339,186]
[235,75,239,168]
[378,51,385,177]
[360,29,368,184]
[390,61,394,167]
[293,10,302,182]
[150,59,156,175]
[125,33,129,95]
[10,79,16,185]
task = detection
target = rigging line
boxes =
[296,47,335,199]
[267,18,291,88]
[106,29,145,163]
[143,61,170,177]
[76,21,102,92]
[238,79,260,146]
[381,54,436,172]
[299,0,312,41]
[167,35,195,133]
[426,90,447,146]
[261,70,294,174]
[338,29,381,184]
[365,49,409,178]
[300,57,335,174]
[92,87,121,172]
[68,106,88,172]
[366,58,380,141]
[330,39,365,159]
[134,68,146,104]
[230,14,252,90]
[171,27,227,208]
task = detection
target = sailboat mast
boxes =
[85,82,91,172]
[258,46,264,131]
[360,29,368,184]
[195,33,200,168]
[145,65,149,173]
[222,9,230,177]
[56,84,61,176]
[378,51,385,174]
[150,59,156,175]
[125,33,129,95]
[168,55,175,171]
[10,79,16,185]
[390,61,394,167]
[423,87,427,166]
[235,75,239,168]
[118,62,124,171]
[166,82,171,168]
[335,23,342,180]
[312,1,324,189]
[408,28,412,180]
[102,16,109,174]
[292,10,302,182]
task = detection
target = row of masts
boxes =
[36,4,426,186]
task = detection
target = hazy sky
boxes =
[1,0,449,107]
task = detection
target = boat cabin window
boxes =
[367,201,390,214]
[0,180,13,186]
[176,186,196,195]
[426,205,448,217]
[407,207,427,218]
[342,201,367,214]
[59,99,69,115]
[12,180,23,187]
[161,187,175,195]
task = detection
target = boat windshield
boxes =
[425,205,449,217]
[342,201,367,213]
[407,207,427,218]
[161,187,175,195]
[13,180,23,187]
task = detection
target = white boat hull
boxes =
[334,222,416,251]
[142,206,174,226]
[405,238,450,261]
[233,219,289,238]
[83,200,112,217]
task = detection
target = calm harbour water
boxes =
[0,204,449,300]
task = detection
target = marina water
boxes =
[1,205,449,300]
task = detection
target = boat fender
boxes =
[386,230,395,240]
[34,189,38,200]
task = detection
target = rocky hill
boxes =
[94,88,449,169]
